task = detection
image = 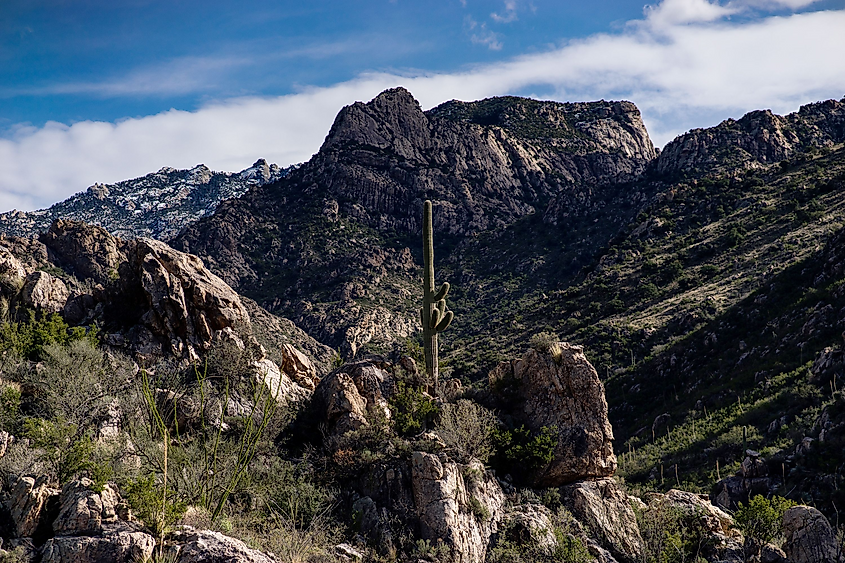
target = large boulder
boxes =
[172,528,276,563]
[39,220,125,285]
[22,271,69,314]
[3,475,60,538]
[41,526,155,563]
[412,452,505,563]
[315,360,394,440]
[782,506,839,563]
[489,342,616,485]
[53,479,120,536]
[128,237,252,361]
[561,478,644,563]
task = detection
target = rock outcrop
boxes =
[782,506,840,563]
[172,528,276,563]
[0,161,290,241]
[52,479,120,536]
[173,88,659,354]
[21,271,69,314]
[656,99,845,176]
[561,478,644,563]
[315,359,395,440]
[41,528,155,563]
[3,475,59,538]
[489,342,616,485]
[411,452,505,563]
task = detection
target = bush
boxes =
[734,495,796,545]
[389,382,438,436]
[124,473,188,537]
[530,332,559,352]
[635,502,710,563]
[492,425,558,480]
[436,399,497,463]
[0,311,97,361]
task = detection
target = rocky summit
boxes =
[3,88,845,562]
[0,159,290,241]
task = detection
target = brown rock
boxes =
[783,506,839,563]
[22,271,69,313]
[0,244,27,292]
[5,475,60,538]
[53,478,120,536]
[411,452,505,563]
[315,360,394,439]
[490,342,616,485]
[173,528,276,563]
[39,220,125,285]
[561,478,644,563]
[41,525,155,563]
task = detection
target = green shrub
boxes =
[389,382,438,436]
[0,383,21,433]
[0,311,98,361]
[124,473,188,537]
[492,425,558,479]
[734,495,796,545]
[467,496,491,521]
[22,418,95,482]
[530,332,559,352]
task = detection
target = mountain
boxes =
[172,88,845,511]
[0,159,291,240]
[173,87,657,355]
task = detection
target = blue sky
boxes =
[2,0,845,212]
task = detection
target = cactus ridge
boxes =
[421,200,455,387]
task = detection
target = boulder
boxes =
[561,478,644,563]
[22,271,69,314]
[315,360,394,440]
[129,238,252,361]
[782,506,839,563]
[172,528,276,563]
[0,244,27,292]
[251,357,310,406]
[657,489,734,534]
[53,478,120,536]
[411,452,505,563]
[279,343,319,390]
[489,342,616,485]
[41,525,155,563]
[498,504,558,552]
[4,475,60,538]
[0,430,12,458]
[39,220,125,285]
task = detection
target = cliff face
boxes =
[656,99,845,176]
[173,87,658,353]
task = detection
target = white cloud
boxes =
[2,0,844,212]
[491,0,520,23]
[465,16,503,50]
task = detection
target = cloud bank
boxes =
[2,0,844,212]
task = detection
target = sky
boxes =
[1,0,844,212]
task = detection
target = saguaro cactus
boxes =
[420,200,454,387]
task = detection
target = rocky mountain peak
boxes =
[321,86,431,161]
[656,97,845,177]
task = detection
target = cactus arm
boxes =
[435,311,453,332]
[430,308,441,329]
[433,282,450,302]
